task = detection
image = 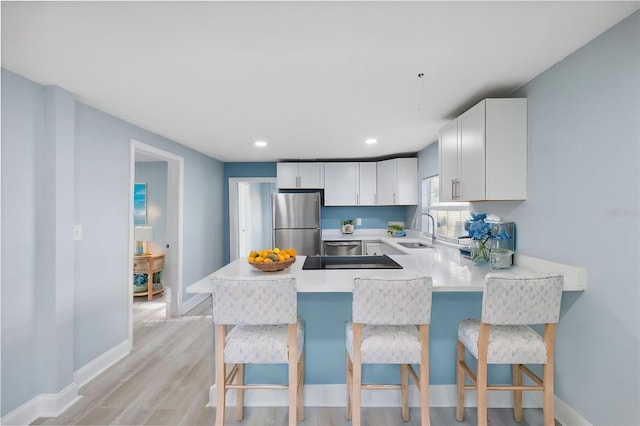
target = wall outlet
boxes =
[355,218,362,226]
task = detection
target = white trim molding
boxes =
[1,383,80,426]
[207,383,591,424]
[73,339,130,388]
[208,384,544,408]
[181,292,210,315]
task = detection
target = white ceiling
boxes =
[2,1,638,162]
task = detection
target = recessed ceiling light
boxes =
[365,138,378,145]
[254,140,267,147]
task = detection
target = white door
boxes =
[238,182,251,257]
[229,178,277,261]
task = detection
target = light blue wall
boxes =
[74,102,224,369]
[1,68,225,416]
[475,12,639,424]
[321,206,407,230]
[1,68,44,416]
[135,162,168,255]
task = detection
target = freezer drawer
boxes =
[273,229,321,257]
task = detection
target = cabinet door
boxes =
[277,163,300,188]
[358,162,377,205]
[458,100,486,201]
[380,242,404,256]
[439,120,459,202]
[363,242,381,256]
[376,159,396,205]
[395,158,418,205]
[324,163,358,206]
[298,163,324,188]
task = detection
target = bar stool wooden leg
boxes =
[288,324,297,426]
[401,364,409,421]
[513,363,523,422]
[419,324,430,426]
[456,340,465,421]
[346,352,352,420]
[476,323,490,426]
[215,325,226,426]
[543,324,557,426]
[297,351,304,421]
[235,364,244,420]
[352,324,363,426]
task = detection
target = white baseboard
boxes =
[554,395,592,426]
[181,292,210,315]
[73,339,131,388]
[207,384,544,408]
[0,383,80,426]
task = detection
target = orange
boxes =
[254,256,264,263]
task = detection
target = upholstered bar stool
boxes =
[346,275,433,426]
[456,273,564,426]
[212,275,304,426]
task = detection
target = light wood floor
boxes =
[32,296,556,426]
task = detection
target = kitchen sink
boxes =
[397,242,432,249]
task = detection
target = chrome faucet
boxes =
[412,212,436,245]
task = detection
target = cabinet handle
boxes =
[456,179,461,199]
[356,193,359,205]
[451,179,456,199]
[393,193,396,204]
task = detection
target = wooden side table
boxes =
[133,253,165,301]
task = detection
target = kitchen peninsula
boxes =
[189,232,586,293]
[187,233,586,407]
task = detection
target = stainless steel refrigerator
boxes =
[272,192,321,256]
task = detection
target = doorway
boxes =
[229,178,276,261]
[129,140,184,343]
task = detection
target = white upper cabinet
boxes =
[358,162,377,205]
[324,162,358,205]
[439,98,527,202]
[376,158,418,205]
[277,163,324,189]
[324,162,378,206]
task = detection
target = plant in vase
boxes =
[466,213,510,264]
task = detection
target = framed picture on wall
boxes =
[133,183,147,225]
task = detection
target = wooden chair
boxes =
[346,275,433,426]
[212,275,304,426]
[456,273,564,426]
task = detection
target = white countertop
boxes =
[187,232,587,294]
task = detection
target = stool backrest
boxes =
[212,275,297,325]
[481,274,564,325]
[353,275,433,325]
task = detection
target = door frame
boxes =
[228,177,276,262]
[129,139,184,340]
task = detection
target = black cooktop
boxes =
[302,255,403,270]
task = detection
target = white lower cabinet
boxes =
[363,241,404,256]
[363,241,382,256]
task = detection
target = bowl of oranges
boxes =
[248,247,297,272]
